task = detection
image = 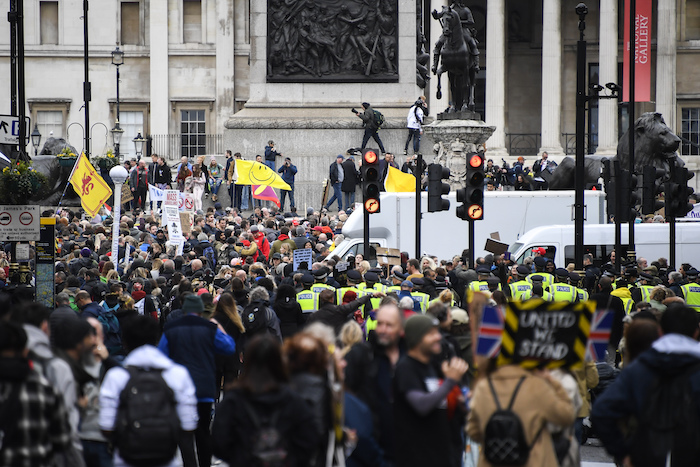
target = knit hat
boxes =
[404,315,439,349]
[81,247,91,257]
[182,294,205,314]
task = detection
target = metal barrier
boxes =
[150,134,223,161]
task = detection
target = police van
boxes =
[508,222,700,268]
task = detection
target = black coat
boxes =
[307,295,371,334]
[341,159,360,193]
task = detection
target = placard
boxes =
[164,189,179,207]
[163,206,183,242]
[121,181,134,205]
[293,248,313,271]
[498,300,595,369]
[179,212,193,235]
[0,205,40,241]
[336,261,349,272]
[15,243,30,261]
[376,247,401,266]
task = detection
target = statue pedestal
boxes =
[423,118,495,190]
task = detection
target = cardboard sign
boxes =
[121,182,134,205]
[293,248,313,271]
[376,247,401,266]
[485,238,509,255]
[498,300,595,369]
[179,212,193,235]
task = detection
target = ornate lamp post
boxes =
[109,165,129,268]
[30,124,41,156]
[133,130,145,161]
[111,45,124,160]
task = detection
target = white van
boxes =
[508,223,700,268]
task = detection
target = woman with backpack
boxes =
[466,362,576,467]
[211,335,320,466]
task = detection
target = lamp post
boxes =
[111,45,124,160]
[133,130,145,161]
[109,165,129,268]
[30,124,41,156]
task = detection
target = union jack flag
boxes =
[476,306,506,358]
[587,310,613,362]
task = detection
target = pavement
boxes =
[582,437,615,466]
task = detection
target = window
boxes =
[119,111,145,160]
[681,108,700,156]
[121,2,141,45]
[183,0,202,43]
[180,110,206,158]
[37,110,64,140]
[687,0,700,40]
[513,246,556,264]
[40,2,59,45]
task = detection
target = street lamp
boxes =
[111,45,124,160]
[111,120,124,161]
[30,124,41,156]
[109,165,129,269]
[133,130,145,160]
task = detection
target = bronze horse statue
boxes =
[432,5,479,112]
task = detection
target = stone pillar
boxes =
[596,0,619,155]
[428,0,448,116]
[485,0,508,157]
[656,0,677,131]
[216,0,235,130]
[149,0,169,135]
[539,0,564,156]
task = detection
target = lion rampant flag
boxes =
[68,153,113,217]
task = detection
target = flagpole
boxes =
[56,153,84,211]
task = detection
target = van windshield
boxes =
[508,242,523,254]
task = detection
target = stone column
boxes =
[485,0,508,157]
[428,0,448,116]
[596,0,618,155]
[149,0,169,135]
[538,0,564,156]
[656,0,677,131]
[216,0,235,130]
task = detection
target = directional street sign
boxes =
[0,115,31,145]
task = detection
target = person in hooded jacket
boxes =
[211,292,246,389]
[212,335,320,466]
[272,284,305,338]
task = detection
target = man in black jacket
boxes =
[324,155,345,212]
[307,289,383,334]
[341,155,360,210]
[355,102,386,153]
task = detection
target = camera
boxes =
[351,108,358,114]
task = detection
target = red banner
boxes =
[622,0,652,102]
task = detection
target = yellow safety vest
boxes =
[296,290,319,314]
[469,281,489,293]
[311,283,335,295]
[526,272,554,290]
[509,281,533,301]
[681,283,700,311]
[522,289,554,301]
[411,292,430,313]
[336,286,360,305]
[576,288,589,302]
[637,285,654,303]
[550,283,578,303]
[357,283,387,293]
[386,285,402,294]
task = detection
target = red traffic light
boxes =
[364,150,378,164]
[469,153,483,168]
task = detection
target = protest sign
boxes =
[498,299,595,369]
[293,248,313,271]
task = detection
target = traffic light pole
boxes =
[614,160,622,271]
[627,0,637,263]
[468,220,475,270]
[415,154,422,259]
[574,7,587,270]
[364,209,370,263]
[670,216,676,271]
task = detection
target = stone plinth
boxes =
[423,119,495,190]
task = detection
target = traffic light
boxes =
[642,166,665,215]
[427,164,450,212]
[666,165,695,218]
[361,148,381,214]
[456,151,485,221]
[617,169,637,223]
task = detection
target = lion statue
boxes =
[547,112,683,190]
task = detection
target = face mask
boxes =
[224,274,232,280]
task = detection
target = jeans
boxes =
[405,128,421,153]
[241,185,250,210]
[343,190,355,209]
[325,182,343,211]
[82,440,113,467]
[196,402,213,467]
[280,186,295,210]
[264,159,276,171]
[361,128,386,153]
[210,178,222,195]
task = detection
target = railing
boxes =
[150,134,223,161]
[505,133,540,156]
[562,133,596,155]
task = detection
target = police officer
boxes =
[680,269,700,311]
[336,269,363,305]
[523,275,554,301]
[508,265,533,301]
[359,271,386,310]
[409,277,431,313]
[631,272,655,304]
[569,272,589,301]
[387,270,406,294]
[311,267,336,294]
[468,267,493,293]
[550,268,578,303]
[527,257,554,290]
[296,274,319,318]
[398,280,424,313]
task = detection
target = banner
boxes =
[385,166,416,192]
[476,306,505,358]
[622,0,652,102]
[252,185,281,207]
[148,184,165,202]
[68,154,113,217]
[235,160,292,190]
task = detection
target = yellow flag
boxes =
[234,160,291,190]
[385,166,416,192]
[68,154,113,217]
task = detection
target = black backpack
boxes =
[373,109,385,129]
[114,367,181,467]
[483,376,542,466]
[243,300,269,337]
[243,400,288,467]
[629,361,700,467]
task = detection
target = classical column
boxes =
[596,0,618,155]
[656,0,677,131]
[539,0,564,156]
[216,0,235,130]
[485,0,508,157]
[149,0,169,135]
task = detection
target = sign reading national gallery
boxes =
[267,0,399,83]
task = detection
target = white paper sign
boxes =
[0,205,40,241]
[163,206,183,242]
[293,248,313,271]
